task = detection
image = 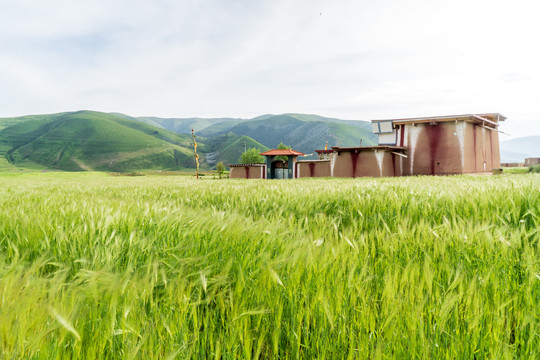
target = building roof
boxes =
[372,113,506,129]
[315,149,335,153]
[260,149,305,156]
[227,163,265,167]
[332,145,407,152]
[297,159,331,163]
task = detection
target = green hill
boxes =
[197,114,376,153]
[0,111,197,172]
[201,134,269,167]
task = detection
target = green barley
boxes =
[0,172,539,358]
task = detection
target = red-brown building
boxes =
[371,113,505,175]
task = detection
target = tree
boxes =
[216,161,226,179]
[239,148,264,164]
[275,142,291,162]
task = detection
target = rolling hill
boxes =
[0,111,198,172]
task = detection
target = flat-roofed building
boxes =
[371,113,506,175]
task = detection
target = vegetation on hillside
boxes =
[0,173,539,358]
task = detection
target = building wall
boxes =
[525,158,540,166]
[296,161,331,178]
[400,121,500,175]
[229,166,265,179]
[464,122,500,173]
[332,150,402,177]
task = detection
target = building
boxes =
[227,113,506,179]
[371,113,505,175]
[331,146,407,177]
[525,158,540,167]
[260,149,305,179]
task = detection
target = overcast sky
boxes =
[1,0,539,138]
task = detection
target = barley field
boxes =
[0,172,539,359]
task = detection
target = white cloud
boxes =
[0,0,539,138]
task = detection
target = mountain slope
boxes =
[197,114,376,153]
[0,111,197,171]
[500,136,540,162]
[201,134,269,167]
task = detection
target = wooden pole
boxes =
[192,128,199,179]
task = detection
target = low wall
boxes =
[332,149,403,177]
[229,165,265,179]
[296,161,331,178]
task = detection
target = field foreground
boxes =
[1,173,539,359]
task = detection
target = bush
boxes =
[239,148,264,164]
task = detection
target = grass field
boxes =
[1,173,539,359]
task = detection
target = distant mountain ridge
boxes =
[194,113,376,153]
[500,136,540,163]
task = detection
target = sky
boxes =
[1,0,539,139]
